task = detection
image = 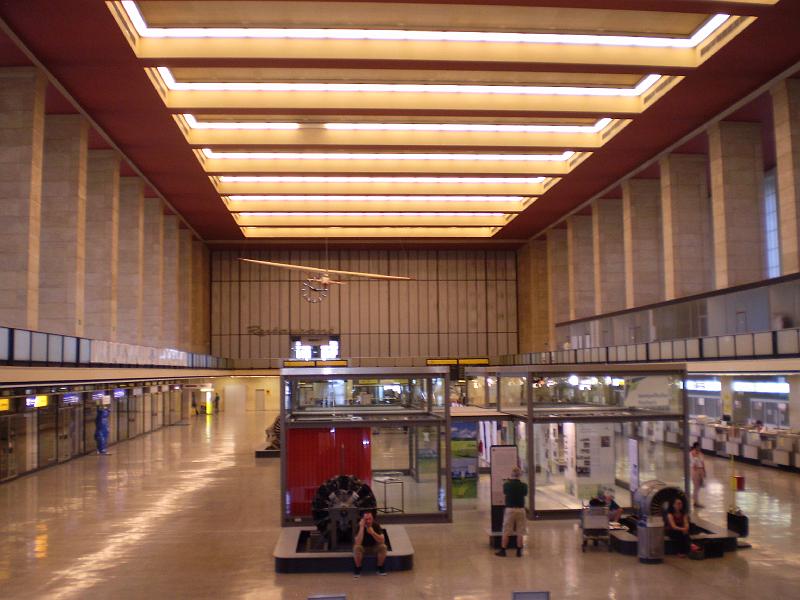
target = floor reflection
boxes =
[1,409,800,598]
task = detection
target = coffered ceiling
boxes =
[0,0,796,245]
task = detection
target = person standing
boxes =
[690,442,706,508]
[495,466,528,557]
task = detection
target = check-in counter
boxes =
[723,425,742,457]
[775,433,799,466]
[664,422,681,445]
[691,416,800,468]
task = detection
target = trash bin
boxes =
[731,475,745,491]
[637,517,664,564]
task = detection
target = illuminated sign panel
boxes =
[26,395,48,408]
[0,398,9,411]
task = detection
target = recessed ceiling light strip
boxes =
[322,118,612,133]
[122,2,729,49]
[202,149,575,161]
[158,67,660,97]
[235,212,506,217]
[219,176,545,183]
[183,114,299,130]
[182,114,612,133]
[225,195,529,202]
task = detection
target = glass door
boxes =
[115,391,129,441]
[37,396,57,468]
[84,394,100,453]
[14,409,38,475]
[57,394,83,462]
[0,415,14,481]
[128,394,140,438]
[144,393,152,432]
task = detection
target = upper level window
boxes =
[764,169,781,278]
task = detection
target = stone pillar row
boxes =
[517,76,800,352]
[0,67,208,353]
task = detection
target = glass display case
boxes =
[465,365,688,517]
[280,367,451,524]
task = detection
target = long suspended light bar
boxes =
[122,3,729,50]
[183,114,299,130]
[219,176,545,184]
[158,67,660,97]
[226,195,529,202]
[241,226,501,238]
[223,195,535,213]
[202,149,575,162]
[322,118,613,133]
[234,212,512,226]
[182,115,613,134]
[236,212,507,217]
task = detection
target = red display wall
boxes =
[285,427,372,516]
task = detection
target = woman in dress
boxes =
[690,442,706,508]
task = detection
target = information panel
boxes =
[490,445,518,506]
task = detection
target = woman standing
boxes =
[690,442,706,508]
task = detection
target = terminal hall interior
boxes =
[2,1,800,598]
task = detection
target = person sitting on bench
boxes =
[665,498,700,557]
[353,511,388,577]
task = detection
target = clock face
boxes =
[302,278,329,303]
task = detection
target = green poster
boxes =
[451,422,479,498]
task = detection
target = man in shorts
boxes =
[353,511,388,577]
[496,466,528,557]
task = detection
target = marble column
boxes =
[39,115,88,337]
[772,79,800,275]
[546,229,569,349]
[178,228,193,351]
[709,121,765,288]
[567,215,595,320]
[660,154,713,299]
[0,67,45,330]
[788,375,800,429]
[117,177,144,345]
[83,149,119,341]
[141,197,164,347]
[622,179,663,308]
[720,376,734,419]
[517,239,550,352]
[592,198,625,314]
[161,214,180,349]
[192,240,210,353]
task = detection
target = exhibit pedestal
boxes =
[254,446,280,458]
[274,525,414,573]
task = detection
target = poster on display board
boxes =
[451,422,479,498]
[625,376,675,411]
[628,438,640,494]
[490,445,519,506]
[563,422,616,500]
[478,421,498,468]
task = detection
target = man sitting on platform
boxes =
[353,511,388,577]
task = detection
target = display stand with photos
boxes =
[488,444,520,548]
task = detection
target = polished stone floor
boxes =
[1,410,799,599]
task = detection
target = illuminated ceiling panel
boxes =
[106,0,764,240]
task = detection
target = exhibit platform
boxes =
[274,526,414,573]
[254,446,280,458]
[610,516,738,558]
